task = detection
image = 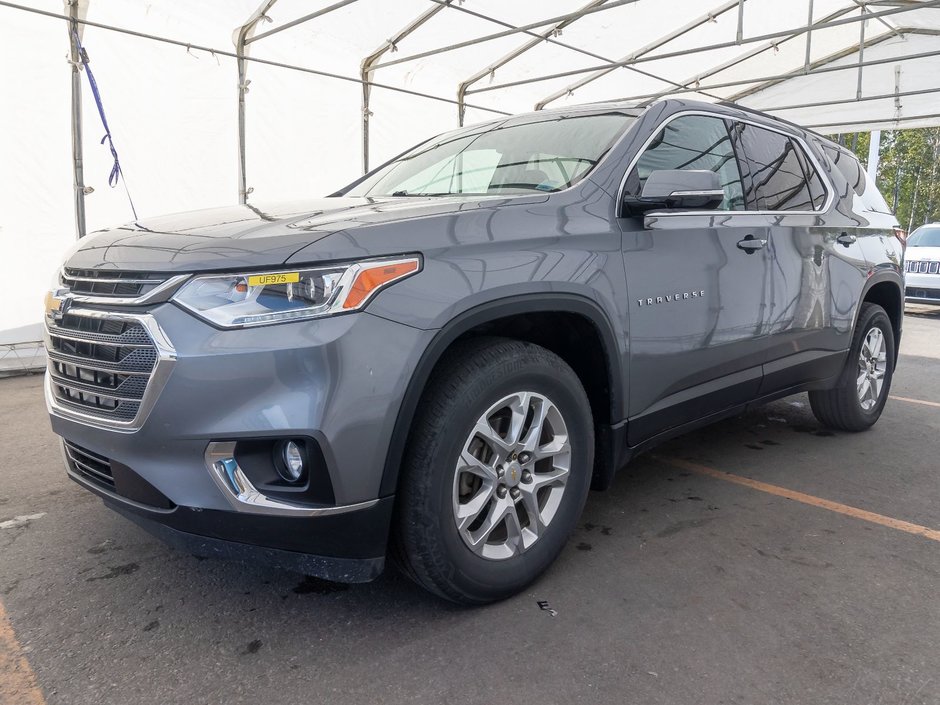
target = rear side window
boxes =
[792,144,827,210]
[736,123,823,211]
[821,143,893,215]
[624,115,746,210]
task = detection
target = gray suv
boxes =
[45,99,904,604]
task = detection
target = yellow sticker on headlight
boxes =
[247,272,300,287]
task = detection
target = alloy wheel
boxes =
[857,327,887,411]
[452,391,571,560]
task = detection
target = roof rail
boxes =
[716,100,835,142]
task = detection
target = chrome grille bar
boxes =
[58,269,189,306]
[47,349,154,374]
[44,307,176,432]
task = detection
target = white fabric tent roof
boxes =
[2,0,940,349]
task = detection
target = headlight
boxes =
[172,256,420,328]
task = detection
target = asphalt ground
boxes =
[1,306,939,705]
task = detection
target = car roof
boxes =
[473,97,821,141]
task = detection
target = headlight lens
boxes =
[172,256,420,328]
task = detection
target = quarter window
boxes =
[624,115,746,211]
[736,123,823,211]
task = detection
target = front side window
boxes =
[347,113,635,197]
[737,123,820,211]
[623,114,746,211]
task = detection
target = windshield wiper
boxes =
[390,190,460,197]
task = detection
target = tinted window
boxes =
[792,143,827,210]
[908,226,940,248]
[348,113,634,197]
[737,123,817,211]
[625,115,745,210]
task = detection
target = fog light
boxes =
[278,440,306,483]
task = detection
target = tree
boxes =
[835,127,940,231]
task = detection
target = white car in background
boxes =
[905,223,940,305]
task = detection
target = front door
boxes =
[618,113,771,444]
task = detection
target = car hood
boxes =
[63,196,518,272]
[906,245,940,262]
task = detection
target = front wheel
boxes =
[809,302,895,431]
[394,337,594,604]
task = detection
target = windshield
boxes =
[347,112,635,198]
[908,226,940,247]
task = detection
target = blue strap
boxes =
[71,26,138,221]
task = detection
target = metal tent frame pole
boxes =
[463,1,937,98]
[359,1,451,174]
[456,0,607,126]
[235,0,279,205]
[373,0,642,72]
[65,0,87,239]
[646,4,859,105]
[724,26,940,103]
[867,129,882,182]
[601,46,940,104]
[533,0,743,111]
[451,0,728,123]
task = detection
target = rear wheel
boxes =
[395,337,594,604]
[809,302,895,431]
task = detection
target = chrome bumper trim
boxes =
[205,442,379,517]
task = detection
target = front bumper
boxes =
[68,456,393,582]
[47,302,434,578]
[904,272,940,305]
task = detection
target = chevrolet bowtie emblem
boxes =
[44,291,71,322]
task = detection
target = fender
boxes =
[378,293,624,497]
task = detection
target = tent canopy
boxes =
[2,0,940,343]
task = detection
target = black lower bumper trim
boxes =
[107,501,386,583]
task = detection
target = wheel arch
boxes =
[859,272,903,362]
[378,294,624,497]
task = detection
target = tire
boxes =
[809,302,895,432]
[394,337,594,604]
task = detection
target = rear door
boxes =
[619,113,772,444]
[733,122,870,393]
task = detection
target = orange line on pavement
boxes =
[0,598,45,705]
[657,456,940,543]
[890,395,940,409]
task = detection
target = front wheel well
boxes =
[380,301,623,498]
[862,280,902,357]
[452,311,613,427]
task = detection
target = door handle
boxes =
[837,232,857,246]
[736,235,767,253]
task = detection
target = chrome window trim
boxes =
[615,109,835,218]
[44,306,176,433]
[60,271,190,306]
[205,442,380,517]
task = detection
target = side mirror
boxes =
[623,169,725,215]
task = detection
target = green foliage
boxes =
[835,128,940,232]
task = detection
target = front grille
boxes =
[62,268,169,299]
[46,312,157,423]
[905,260,940,274]
[63,441,114,488]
